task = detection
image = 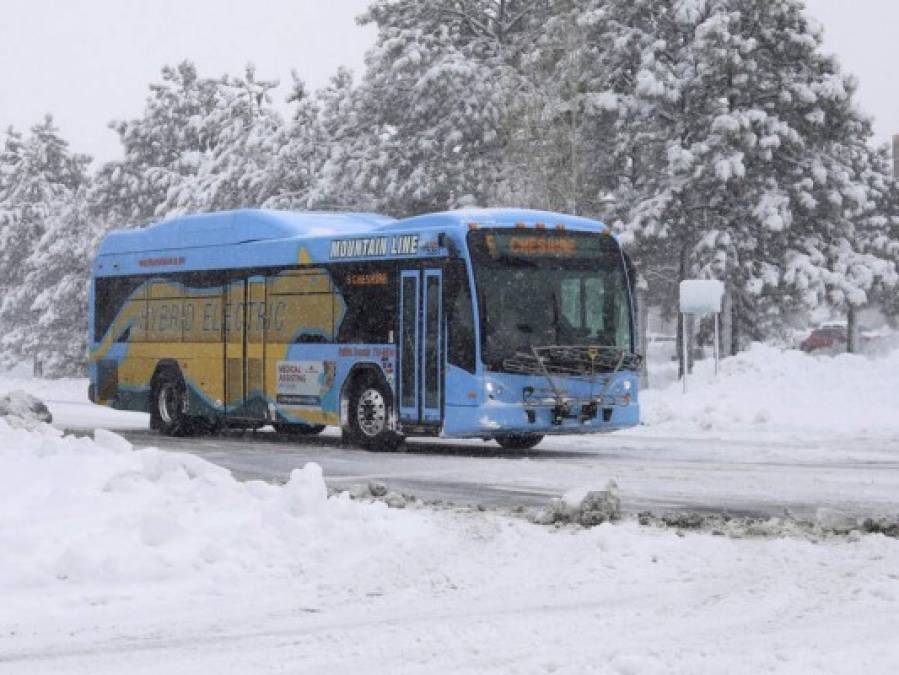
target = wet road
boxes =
[109,426,899,521]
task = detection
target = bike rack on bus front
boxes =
[503,346,642,425]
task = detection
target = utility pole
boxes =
[637,281,649,389]
[893,134,899,177]
[847,305,859,354]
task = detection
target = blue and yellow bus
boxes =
[88,208,641,450]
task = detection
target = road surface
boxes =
[107,425,899,522]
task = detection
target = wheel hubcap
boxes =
[356,388,386,437]
[158,384,177,425]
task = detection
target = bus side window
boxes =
[94,276,145,343]
[331,263,395,344]
[266,270,335,344]
[446,261,476,373]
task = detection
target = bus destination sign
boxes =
[483,232,604,259]
[329,234,420,260]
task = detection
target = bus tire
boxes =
[346,375,402,452]
[150,367,194,437]
[274,423,325,436]
[495,433,544,450]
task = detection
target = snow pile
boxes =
[2,422,899,672]
[538,481,621,526]
[638,343,899,435]
[0,421,437,600]
[0,390,52,428]
[0,370,148,431]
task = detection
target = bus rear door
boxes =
[224,276,267,421]
[224,279,246,416]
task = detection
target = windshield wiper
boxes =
[503,345,643,376]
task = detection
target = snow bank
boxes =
[2,422,899,673]
[0,371,148,430]
[538,481,621,526]
[0,390,52,428]
[638,343,899,435]
[0,420,436,598]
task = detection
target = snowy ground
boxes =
[1,420,898,673]
[637,342,899,437]
[0,362,148,432]
[6,344,898,521]
[2,345,899,672]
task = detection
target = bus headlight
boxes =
[485,381,504,399]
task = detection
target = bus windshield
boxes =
[467,229,633,372]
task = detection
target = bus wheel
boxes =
[348,378,402,451]
[274,423,325,436]
[495,433,544,450]
[151,369,193,437]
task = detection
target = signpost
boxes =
[678,280,725,392]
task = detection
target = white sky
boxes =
[0,0,895,163]
[804,0,897,146]
[0,0,375,162]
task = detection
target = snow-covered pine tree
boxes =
[304,68,368,211]
[0,126,25,302]
[572,0,895,348]
[90,62,221,228]
[0,116,90,368]
[325,0,550,216]
[260,73,327,210]
[18,188,99,375]
[0,126,24,193]
[514,0,624,216]
[159,65,282,216]
[853,144,899,320]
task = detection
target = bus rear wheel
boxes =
[495,433,544,450]
[150,368,189,436]
[347,377,402,452]
[150,368,199,437]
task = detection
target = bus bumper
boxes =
[441,399,640,437]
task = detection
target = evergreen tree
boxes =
[0,126,24,194]
[90,61,221,227]
[0,116,90,367]
[303,68,363,210]
[324,0,551,216]
[160,65,282,215]
[0,126,25,301]
[19,188,98,375]
[260,73,327,210]
[564,0,896,345]
[517,0,622,215]
[857,145,899,319]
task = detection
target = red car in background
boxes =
[800,324,847,352]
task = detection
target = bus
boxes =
[88,208,641,450]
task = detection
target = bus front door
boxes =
[398,269,443,426]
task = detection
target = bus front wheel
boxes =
[347,377,402,451]
[495,433,544,450]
